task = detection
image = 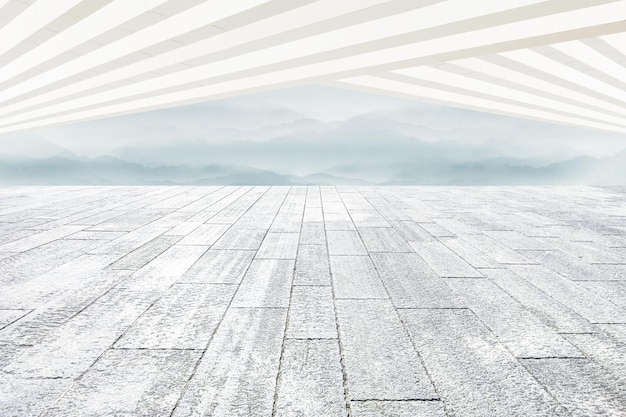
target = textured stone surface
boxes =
[1,185,625,415]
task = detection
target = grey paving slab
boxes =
[287,286,337,339]
[400,309,568,417]
[275,339,346,417]
[562,333,626,386]
[410,241,483,277]
[256,232,299,259]
[460,234,536,264]
[509,265,626,323]
[299,221,326,245]
[178,223,231,245]
[0,225,85,252]
[599,324,626,344]
[439,236,502,268]
[109,235,182,270]
[0,376,73,417]
[172,307,286,417]
[116,284,235,349]
[41,349,200,417]
[0,309,29,330]
[336,299,437,400]
[522,358,626,417]
[485,230,550,250]
[349,210,390,228]
[351,401,446,417]
[579,280,626,307]
[370,252,464,308]
[294,244,331,285]
[358,227,412,252]
[388,220,435,242]
[212,227,266,250]
[179,249,255,284]
[231,259,294,307]
[330,255,387,299]
[327,230,367,255]
[324,213,356,231]
[164,221,203,236]
[446,279,581,358]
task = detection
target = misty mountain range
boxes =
[1,133,625,186]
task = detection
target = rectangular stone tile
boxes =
[41,349,200,417]
[88,224,168,257]
[231,259,294,308]
[212,227,266,250]
[336,299,436,400]
[116,284,235,349]
[270,214,303,233]
[4,288,154,378]
[164,221,203,236]
[535,238,624,264]
[370,253,463,308]
[0,376,72,417]
[172,307,286,417]
[120,245,208,293]
[400,309,567,417]
[64,230,126,241]
[562,333,626,386]
[179,249,255,284]
[484,268,596,333]
[485,230,550,250]
[509,265,626,323]
[433,217,480,235]
[300,221,326,245]
[303,206,323,222]
[86,211,164,232]
[256,232,299,259]
[447,279,581,358]
[109,235,181,270]
[388,220,435,242]
[324,213,356,231]
[410,241,483,277]
[326,231,366,256]
[440,236,501,268]
[599,324,626,344]
[350,210,390,228]
[522,358,626,417]
[418,222,455,237]
[358,227,412,253]
[351,401,446,417]
[178,224,231,245]
[295,244,331,286]
[287,286,337,339]
[275,339,346,417]
[0,309,29,330]
[460,234,535,264]
[330,256,387,299]
[0,225,85,252]
[579,281,626,308]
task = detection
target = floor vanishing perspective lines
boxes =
[0,185,625,417]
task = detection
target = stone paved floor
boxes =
[0,186,625,417]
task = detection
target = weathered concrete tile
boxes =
[410,241,483,277]
[180,249,255,284]
[330,256,387,299]
[324,213,356,231]
[460,234,535,264]
[358,227,412,253]
[212,227,266,250]
[303,206,323,222]
[522,358,626,417]
[350,210,390,228]
[41,349,200,417]
[599,324,626,344]
[447,279,581,358]
[0,309,29,330]
[563,333,626,386]
[164,221,203,236]
[509,265,626,323]
[109,235,181,270]
[351,401,446,417]
[178,224,231,245]
[116,284,234,349]
[299,221,326,245]
[327,231,366,255]
[418,222,455,237]
[0,376,72,417]
[523,249,624,281]
[485,230,550,250]
[400,309,567,417]
[388,220,435,242]
[275,339,346,417]
[484,268,596,333]
[0,225,85,252]
[256,232,299,259]
[172,308,286,417]
[535,238,624,264]
[433,217,480,235]
[231,259,294,308]
[88,224,168,257]
[440,236,501,268]
[295,244,331,286]
[370,253,463,308]
[120,245,208,293]
[336,300,436,400]
[270,214,303,233]
[65,230,126,241]
[579,281,626,308]
[3,288,154,378]
[287,286,337,339]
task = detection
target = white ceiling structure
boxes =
[0,0,626,134]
